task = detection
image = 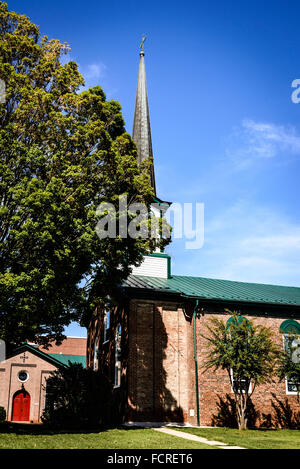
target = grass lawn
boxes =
[0,424,217,449]
[174,427,300,449]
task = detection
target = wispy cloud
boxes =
[171,201,300,286]
[78,62,118,98]
[226,119,300,169]
[59,53,108,88]
[167,119,300,285]
[203,202,300,285]
[83,63,107,80]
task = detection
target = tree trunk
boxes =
[237,394,248,430]
[238,409,248,430]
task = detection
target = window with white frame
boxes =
[279,320,300,395]
[283,334,300,394]
[226,316,252,395]
[93,336,99,371]
[103,310,110,343]
[114,324,122,387]
[230,369,252,394]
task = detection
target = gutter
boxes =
[193,299,200,426]
[123,284,300,312]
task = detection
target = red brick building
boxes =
[87,46,300,428]
[0,337,86,423]
[87,274,300,427]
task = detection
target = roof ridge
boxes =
[133,273,300,290]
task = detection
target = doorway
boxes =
[11,389,31,421]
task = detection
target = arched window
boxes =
[279,320,300,394]
[93,336,99,371]
[226,315,249,328]
[226,315,251,394]
[114,324,122,387]
[103,310,110,343]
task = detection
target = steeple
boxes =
[130,36,172,279]
[132,35,156,194]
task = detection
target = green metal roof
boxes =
[123,274,300,307]
[9,344,69,368]
[49,353,86,368]
[8,344,86,369]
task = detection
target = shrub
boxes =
[0,407,6,422]
[41,363,114,429]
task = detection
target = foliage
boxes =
[41,363,116,428]
[277,333,300,401]
[201,310,280,429]
[0,406,6,422]
[0,2,169,345]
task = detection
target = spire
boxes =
[132,35,156,194]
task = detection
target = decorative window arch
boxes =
[279,320,300,335]
[279,320,300,395]
[226,315,250,329]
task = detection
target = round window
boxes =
[18,370,29,382]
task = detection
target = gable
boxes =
[6,344,67,368]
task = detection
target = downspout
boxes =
[193,299,200,426]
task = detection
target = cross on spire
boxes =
[140,34,146,51]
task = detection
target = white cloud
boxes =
[172,201,300,286]
[167,119,300,286]
[227,120,300,169]
[84,63,107,79]
[206,203,300,285]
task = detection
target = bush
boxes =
[41,363,115,429]
[0,407,6,422]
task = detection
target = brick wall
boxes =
[88,296,300,428]
[127,300,196,423]
[196,312,300,427]
[40,337,87,356]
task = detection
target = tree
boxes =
[0,2,169,345]
[277,333,300,402]
[201,311,279,430]
[42,363,114,428]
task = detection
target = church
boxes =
[0,337,86,423]
[87,44,300,427]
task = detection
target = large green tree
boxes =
[0,2,167,345]
[201,312,279,429]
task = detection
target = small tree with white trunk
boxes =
[201,311,279,430]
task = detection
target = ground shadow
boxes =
[211,394,259,428]
[270,393,300,429]
[0,421,150,436]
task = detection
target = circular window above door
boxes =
[17,370,29,383]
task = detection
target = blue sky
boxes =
[7,0,300,336]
